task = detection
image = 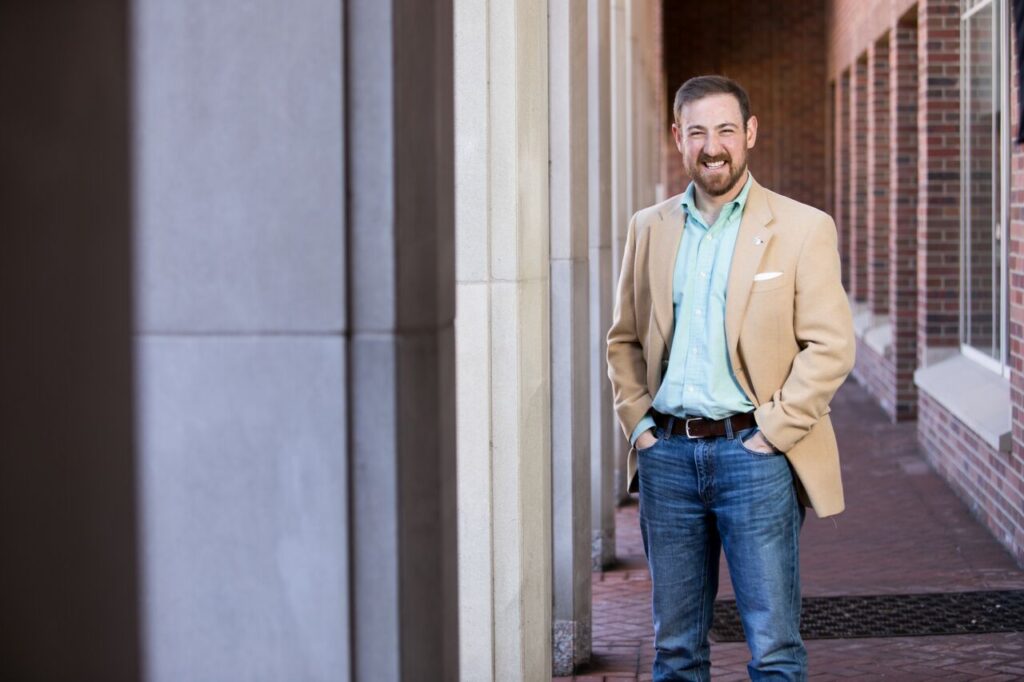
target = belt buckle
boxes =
[684,417,701,439]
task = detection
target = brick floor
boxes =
[556,381,1024,680]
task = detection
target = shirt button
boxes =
[686,386,694,392]
[695,308,703,316]
[700,272,708,278]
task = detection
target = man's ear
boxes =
[745,115,758,149]
[671,122,684,152]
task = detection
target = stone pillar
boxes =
[134,0,459,679]
[867,37,890,318]
[836,70,851,290]
[624,1,637,224]
[890,9,919,419]
[588,0,617,572]
[550,0,592,674]
[455,0,552,680]
[610,0,631,503]
[917,0,961,366]
[133,1,353,679]
[849,55,869,303]
[346,1,459,680]
[1,4,141,679]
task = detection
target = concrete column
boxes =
[624,1,636,223]
[550,0,591,675]
[133,1,458,680]
[630,1,646,212]
[346,1,458,680]
[455,0,552,680]
[588,0,617,572]
[133,1,352,679]
[890,9,919,419]
[1,4,141,679]
[609,0,630,504]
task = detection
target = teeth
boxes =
[705,160,725,168]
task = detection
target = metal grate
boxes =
[711,590,1024,642]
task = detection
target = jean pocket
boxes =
[735,426,780,456]
[636,427,663,454]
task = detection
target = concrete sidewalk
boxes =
[557,380,1024,681]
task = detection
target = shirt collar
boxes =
[680,172,755,227]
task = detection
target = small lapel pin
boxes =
[753,237,764,245]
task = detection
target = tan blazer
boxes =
[607,179,855,518]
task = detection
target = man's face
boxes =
[672,93,757,197]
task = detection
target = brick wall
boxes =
[828,0,919,78]
[658,0,1024,566]
[916,0,961,359]
[1010,11,1024,561]
[828,0,1022,565]
[919,393,1024,566]
[868,37,891,317]
[661,1,826,207]
[890,9,919,420]
[850,56,869,302]
[852,337,899,416]
[836,72,852,288]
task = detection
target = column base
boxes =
[591,528,616,571]
[553,619,592,676]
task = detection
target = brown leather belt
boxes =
[653,410,757,439]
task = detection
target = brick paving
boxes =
[556,381,1024,680]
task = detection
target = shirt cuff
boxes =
[630,415,657,445]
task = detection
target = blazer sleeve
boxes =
[754,215,855,452]
[607,212,653,441]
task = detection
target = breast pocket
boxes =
[749,275,789,293]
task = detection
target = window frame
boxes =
[959,0,1011,378]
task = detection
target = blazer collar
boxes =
[725,179,774,368]
[649,178,774,354]
[650,200,685,347]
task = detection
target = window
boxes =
[960,0,1010,374]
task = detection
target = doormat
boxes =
[710,590,1024,642]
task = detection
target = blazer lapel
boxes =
[650,202,685,348]
[725,180,774,370]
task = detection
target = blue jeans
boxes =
[637,423,807,681]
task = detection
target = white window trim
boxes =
[959,0,1011,376]
[960,342,1011,379]
[962,0,993,20]
[915,354,1012,453]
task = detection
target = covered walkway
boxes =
[7,1,1024,679]
[558,379,1024,680]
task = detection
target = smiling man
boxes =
[607,76,855,681]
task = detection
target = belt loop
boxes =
[724,416,734,440]
[664,416,675,440]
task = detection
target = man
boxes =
[606,75,854,681]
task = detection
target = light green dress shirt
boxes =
[631,173,756,444]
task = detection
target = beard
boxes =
[686,151,748,197]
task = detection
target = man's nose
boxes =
[703,134,723,156]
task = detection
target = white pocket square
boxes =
[753,271,783,281]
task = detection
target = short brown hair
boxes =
[673,75,752,127]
